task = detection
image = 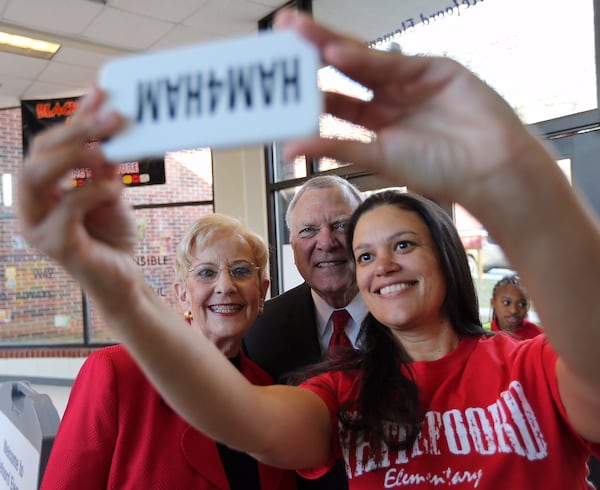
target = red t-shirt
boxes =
[490,317,544,340]
[299,334,599,489]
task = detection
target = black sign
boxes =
[21,96,166,187]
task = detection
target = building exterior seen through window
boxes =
[372,0,596,125]
[0,106,213,346]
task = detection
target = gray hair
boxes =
[285,175,364,230]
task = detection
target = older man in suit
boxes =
[244,175,368,490]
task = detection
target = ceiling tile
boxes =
[22,79,84,101]
[51,45,117,69]
[150,24,224,51]
[0,51,48,78]
[248,0,287,8]
[0,94,19,109]
[2,0,103,36]
[183,0,271,36]
[82,6,174,50]
[37,61,97,87]
[0,73,33,96]
[108,0,210,23]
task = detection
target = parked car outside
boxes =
[460,229,511,275]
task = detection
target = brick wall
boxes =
[0,347,98,358]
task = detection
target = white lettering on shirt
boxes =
[341,380,548,481]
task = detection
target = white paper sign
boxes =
[99,29,322,162]
[0,411,39,490]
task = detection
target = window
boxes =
[0,107,214,346]
[372,0,596,125]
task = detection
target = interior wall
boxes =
[212,145,268,245]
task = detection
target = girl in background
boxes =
[486,274,544,340]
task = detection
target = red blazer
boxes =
[41,344,297,490]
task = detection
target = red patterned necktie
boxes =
[328,309,352,352]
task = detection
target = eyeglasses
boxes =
[187,261,260,283]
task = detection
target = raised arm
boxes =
[17,88,332,470]
[275,10,600,441]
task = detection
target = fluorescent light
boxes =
[0,31,60,59]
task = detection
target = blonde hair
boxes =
[174,213,269,283]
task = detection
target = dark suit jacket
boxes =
[244,283,349,490]
[41,344,297,490]
[244,283,322,382]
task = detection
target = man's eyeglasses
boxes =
[188,262,260,283]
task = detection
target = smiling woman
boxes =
[172,214,270,355]
[352,199,450,338]
[40,213,296,490]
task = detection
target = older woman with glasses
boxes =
[41,213,297,490]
